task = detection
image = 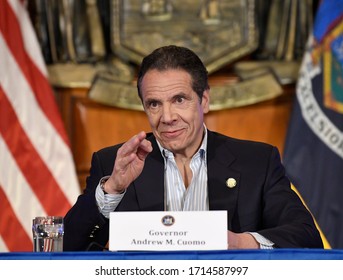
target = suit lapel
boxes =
[207,131,240,230]
[134,135,165,211]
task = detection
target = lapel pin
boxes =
[226,178,237,188]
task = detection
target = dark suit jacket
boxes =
[64,130,323,250]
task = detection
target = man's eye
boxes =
[176,96,185,103]
[149,101,158,108]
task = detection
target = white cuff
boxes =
[248,232,274,249]
[95,176,126,218]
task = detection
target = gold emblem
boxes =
[226,178,237,188]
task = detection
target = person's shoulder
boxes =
[96,142,122,155]
[208,130,277,155]
[210,130,273,147]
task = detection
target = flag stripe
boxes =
[0,33,79,205]
[0,237,8,252]
[0,85,72,215]
[0,0,69,146]
[8,0,47,75]
[0,186,32,252]
[0,135,46,241]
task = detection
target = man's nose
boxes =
[161,104,176,123]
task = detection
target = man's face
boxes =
[140,69,210,157]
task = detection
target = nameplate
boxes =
[109,211,227,251]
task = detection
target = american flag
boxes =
[0,0,80,251]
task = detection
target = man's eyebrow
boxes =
[144,97,160,104]
[144,92,189,104]
[172,92,191,100]
[173,92,187,97]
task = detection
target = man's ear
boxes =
[201,89,210,113]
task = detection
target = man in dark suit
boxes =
[63,45,323,251]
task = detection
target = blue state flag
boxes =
[283,0,343,248]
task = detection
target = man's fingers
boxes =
[139,138,153,153]
[137,139,153,160]
[116,132,152,168]
[119,132,147,156]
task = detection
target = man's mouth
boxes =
[161,129,184,139]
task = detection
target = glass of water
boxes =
[32,216,64,252]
